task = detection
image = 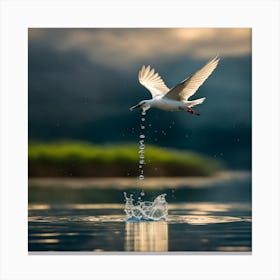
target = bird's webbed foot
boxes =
[179,106,200,116]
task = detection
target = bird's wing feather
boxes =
[138,65,170,98]
[163,56,220,101]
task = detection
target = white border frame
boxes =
[1,0,279,279]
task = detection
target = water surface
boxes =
[29,173,251,252]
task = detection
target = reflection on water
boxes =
[167,215,249,225]
[28,201,251,252]
[125,222,168,252]
[216,246,251,252]
[28,174,252,252]
[29,238,59,244]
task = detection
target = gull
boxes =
[130,56,220,116]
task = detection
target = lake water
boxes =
[28,172,251,252]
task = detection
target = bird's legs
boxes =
[179,106,200,116]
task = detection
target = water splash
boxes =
[124,192,168,221]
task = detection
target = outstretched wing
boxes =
[164,56,220,101]
[138,65,169,98]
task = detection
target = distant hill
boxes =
[28,142,222,177]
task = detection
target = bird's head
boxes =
[129,100,150,111]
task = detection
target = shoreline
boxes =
[29,171,251,189]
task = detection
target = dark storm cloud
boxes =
[28,41,134,124]
[29,28,251,70]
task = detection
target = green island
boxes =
[28,142,222,177]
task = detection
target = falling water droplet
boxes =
[138,110,147,180]
[140,190,145,196]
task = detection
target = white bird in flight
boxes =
[130,56,220,116]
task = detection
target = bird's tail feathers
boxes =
[187,97,206,108]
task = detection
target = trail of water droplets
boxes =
[124,109,169,221]
[138,110,146,180]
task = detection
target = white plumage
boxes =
[138,65,170,98]
[130,56,220,115]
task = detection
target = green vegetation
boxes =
[28,142,222,177]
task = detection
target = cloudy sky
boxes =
[29,28,251,70]
[28,28,252,169]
